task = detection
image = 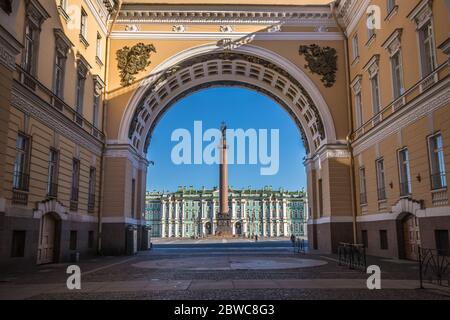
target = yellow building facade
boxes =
[0,0,448,266]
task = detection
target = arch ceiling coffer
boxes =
[127,51,328,156]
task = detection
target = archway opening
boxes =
[144,87,308,240]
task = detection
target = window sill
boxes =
[385,5,399,22]
[58,6,70,23]
[95,56,104,67]
[365,34,376,47]
[79,34,89,48]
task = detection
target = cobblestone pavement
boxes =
[1,239,449,300]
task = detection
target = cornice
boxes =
[336,0,370,36]
[116,4,336,26]
[11,81,104,156]
[110,31,344,41]
[0,25,22,71]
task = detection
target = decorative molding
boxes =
[363,54,380,79]
[11,82,104,156]
[116,42,156,86]
[299,44,337,88]
[220,25,234,33]
[408,0,433,29]
[350,74,362,94]
[84,0,109,35]
[110,31,345,41]
[382,28,403,57]
[352,76,450,155]
[93,74,105,95]
[307,216,353,225]
[0,25,22,71]
[336,0,370,36]
[25,0,50,28]
[54,28,74,56]
[117,4,336,27]
[172,24,186,33]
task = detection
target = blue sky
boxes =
[146,87,307,192]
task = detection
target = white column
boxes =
[232,200,236,219]
[181,200,185,238]
[161,201,166,237]
[262,200,267,237]
[282,200,287,236]
[175,201,179,237]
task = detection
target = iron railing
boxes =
[338,242,367,271]
[418,247,450,288]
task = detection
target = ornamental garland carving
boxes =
[116,42,156,86]
[299,44,337,88]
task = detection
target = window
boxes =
[69,230,77,250]
[435,230,449,255]
[23,22,37,74]
[361,230,368,248]
[11,231,26,257]
[59,0,67,11]
[391,51,404,98]
[131,178,136,218]
[88,231,94,249]
[80,9,88,39]
[96,32,102,59]
[398,148,412,196]
[367,10,375,40]
[428,134,447,190]
[318,179,323,217]
[352,33,359,61]
[355,92,363,127]
[75,71,85,117]
[70,159,80,210]
[53,52,66,98]
[359,167,367,205]
[93,95,100,128]
[47,149,59,198]
[387,0,396,13]
[419,21,436,77]
[88,167,96,213]
[380,230,388,250]
[376,159,386,200]
[371,74,381,115]
[13,134,30,190]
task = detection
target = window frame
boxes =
[376,158,387,201]
[397,148,412,197]
[427,133,447,190]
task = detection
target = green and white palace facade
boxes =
[145,187,307,238]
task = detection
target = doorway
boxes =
[37,213,59,264]
[402,215,421,260]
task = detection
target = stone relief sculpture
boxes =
[116,42,156,86]
[299,44,337,88]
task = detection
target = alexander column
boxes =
[216,122,232,236]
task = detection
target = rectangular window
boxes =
[435,230,449,255]
[13,134,30,191]
[376,159,386,200]
[11,230,26,257]
[391,51,404,98]
[96,32,102,59]
[380,230,388,250]
[23,22,37,74]
[355,92,363,127]
[371,74,381,115]
[75,71,85,116]
[80,9,88,39]
[131,178,136,218]
[47,149,59,198]
[70,159,80,204]
[88,231,94,249]
[69,230,77,250]
[387,0,396,13]
[398,148,412,196]
[53,52,66,98]
[419,21,436,77]
[59,0,67,11]
[93,95,100,128]
[88,167,96,213]
[361,230,368,248]
[359,167,367,205]
[428,133,447,190]
[367,11,375,40]
[352,33,359,61]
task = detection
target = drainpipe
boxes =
[331,1,358,244]
[97,0,123,255]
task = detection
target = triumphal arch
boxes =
[101,0,353,254]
